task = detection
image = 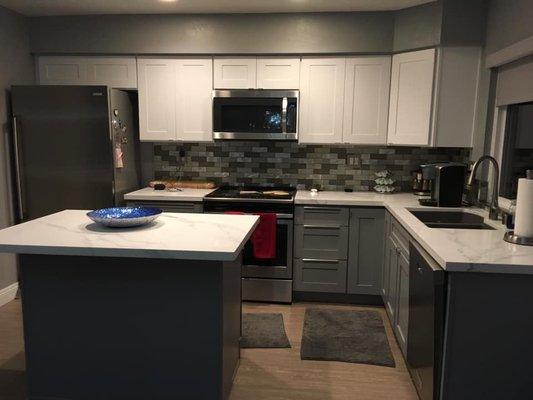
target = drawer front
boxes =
[126,201,203,213]
[294,225,349,260]
[294,259,347,293]
[295,206,349,227]
[391,217,410,256]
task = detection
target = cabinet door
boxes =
[137,58,176,141]
[381,212,392,298]
[343,56,391,145]
[175,58,213,142]
[256,57,300,89]
[294,259,347,293]
[294,225,349,260]
[387,48,436,146]
[86,57,137,89]
[37,56,87,85]
[384,236,399,322]
[395,251,410,355]
[347,208,385,295]
[299,57,346,144]
[213,57,256,89]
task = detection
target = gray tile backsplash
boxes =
[153,141,470,192]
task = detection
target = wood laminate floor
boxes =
[0,300,418,400]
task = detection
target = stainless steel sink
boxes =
[409,210,495,230]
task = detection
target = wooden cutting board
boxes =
[149,180,216,189]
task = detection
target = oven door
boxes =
[241,216,293,279]
[213,89,298,140]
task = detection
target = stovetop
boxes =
[204,186,296,203]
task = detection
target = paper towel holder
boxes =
[504,231,533,246]
[504,170,533,245]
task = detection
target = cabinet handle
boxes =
[302,258,339,264]
[303,206,340,212]
[303,224,342,229]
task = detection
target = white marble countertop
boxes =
[296,191,533,274]
[0,210,259,261]
[124,187,216,202]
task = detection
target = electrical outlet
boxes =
[347,156,360,168]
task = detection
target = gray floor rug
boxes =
[241,313,291,349]
[300,308,395,367]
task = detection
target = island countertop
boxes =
[0,210,259,261]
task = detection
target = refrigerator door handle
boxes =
[12,116,25,222]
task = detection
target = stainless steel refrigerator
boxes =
[10,85,141,222]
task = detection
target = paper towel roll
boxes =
[514,177,533,237]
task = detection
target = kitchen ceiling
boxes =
[0,0,436,16]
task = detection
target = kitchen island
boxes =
[0,210,259,400]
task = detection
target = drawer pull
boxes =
[303,206,341,212]
[302,258,339,263]
[303,224,342,229]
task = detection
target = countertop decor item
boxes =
[87,207,162,228]
[374,170,395,194]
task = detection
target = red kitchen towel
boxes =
[251,213,277,259]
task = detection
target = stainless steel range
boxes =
[204,186,295,303]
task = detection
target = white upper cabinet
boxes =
[432,47,483,148]
[137,57,213,142]
[299,57,346,144]
[137,58,175,141]
[38,56,87,85]
[256,58,300,89]
[38,56,137,88]
[213,57,257,89]
[387,48,436,146]
[174,58,213,142]
[214,57,300,89]
[86,57,137,89]
[343,56,391,145]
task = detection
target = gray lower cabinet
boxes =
[294,205,385,297]
[347,208,385,295]
[293,259,347,293]
[384,235,400,320]
[395,250,410,354]
[126,200,203,213]
[382,211,411,357]
[294,206,350,293]
[294,225,349,260]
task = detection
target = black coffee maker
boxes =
[419,163,466,207]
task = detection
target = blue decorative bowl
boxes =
[87,207,162,228]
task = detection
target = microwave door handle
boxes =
[281,97,288,133]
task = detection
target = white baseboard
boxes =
[0,282,19,308]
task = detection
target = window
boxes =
[499,102,533,200]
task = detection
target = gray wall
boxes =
[0,6,34,291]
[393,0,442,52]
[29,12,394,55]
[486,0,533,54]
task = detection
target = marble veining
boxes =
[0,210,259,261]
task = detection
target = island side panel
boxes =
[19,254,242,400]
[441,272,533,400]
[222,254,242,400]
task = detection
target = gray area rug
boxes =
[300,308,395,367]
[241,313,291,349]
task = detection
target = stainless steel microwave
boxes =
[213,89,298,140]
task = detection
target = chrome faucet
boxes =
[465,155,500,220]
